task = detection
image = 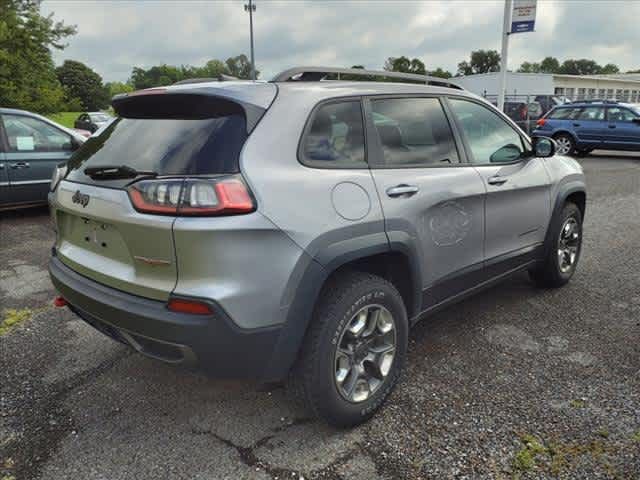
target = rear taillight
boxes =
[167,298,213,315]
[536,118,547,127]
[127,175,255,216]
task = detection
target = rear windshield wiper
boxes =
[84,165,158,180]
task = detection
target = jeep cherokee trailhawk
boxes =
[49,67,586,427]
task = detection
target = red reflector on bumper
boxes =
[167,298,213,315]
[54,296,68,307]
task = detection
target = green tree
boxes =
[457,50,501,76]
[600,63,620,74]
[539,56,560,73]
[384,56,426,75]
[225,54,257,79]
[517,61,541,73]
[627,68,640,74]
[428,67,453,79]
[56,59,109,110]
[0,0,76,113]
[105,81,133,98]
[130,64,186,89]
[559,59,602,75]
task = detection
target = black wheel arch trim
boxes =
[261,230,421,382]
[542,182,586,256]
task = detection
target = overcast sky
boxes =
[41,0,640,83]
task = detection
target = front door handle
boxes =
[386,184,419,197]
[10,162,30,169]
[608,125,616,129]
[572,123,581,127]
[487,176,508,186]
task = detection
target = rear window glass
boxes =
[66,114,247,182]
[548,107,581,120]
[577,106,604,120]
[300,101,366,168]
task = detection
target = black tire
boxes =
[530,202,582,288]
[289,270,408,427]
[553,133,576,156]
[575,148,593,157]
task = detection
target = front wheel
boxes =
[554,133,576,156]
[530,202,583,288]
[290,271,408,427]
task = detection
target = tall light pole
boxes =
[244,0,256,80]
[497,0,513,111]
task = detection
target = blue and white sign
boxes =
[511,0,537,34]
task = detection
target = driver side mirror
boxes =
[632,118,640,124]
[531,136,556,158]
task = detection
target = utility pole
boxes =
[497,0,513,112]
[244,0,256,80]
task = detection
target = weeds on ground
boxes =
[0,309,33,336]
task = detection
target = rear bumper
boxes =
[49,255,282,380]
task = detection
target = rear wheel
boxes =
[290,271,408,427]
[530,202,582,288]
[554,133,575,155]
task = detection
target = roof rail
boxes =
[271,66,464,90]
[173,74,239,85]
[570,99,619,104]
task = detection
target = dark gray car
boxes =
[0,108,85,210]
[48,67,586,427]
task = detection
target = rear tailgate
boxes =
[51,83,276,301]
[52,180,177,300]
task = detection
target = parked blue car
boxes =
[533,100,640,155]
[0,108,86,210]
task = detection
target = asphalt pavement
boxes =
[1,152,638,480]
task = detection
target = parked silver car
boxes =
[0,108,85,210]
[48,67,586,426]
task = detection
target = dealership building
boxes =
[454,72,640,103]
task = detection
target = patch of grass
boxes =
[632,431,640,442]
[0,308,33,336]
[45,111,82,128]
[512,433,620,478]
[597,429,609,439]
[569,399,586,408]
[2,475,16,480]
[513,434,547,473]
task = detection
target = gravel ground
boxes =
[1,152,639,480]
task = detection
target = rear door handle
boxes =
[10,162,30,169]
[487,176,508,186]
[386,185,419,197]
[608,125,616,129]
[572,123,581,127]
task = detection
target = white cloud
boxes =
[41,0,640,82]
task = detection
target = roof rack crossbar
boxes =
[271,66,464,90]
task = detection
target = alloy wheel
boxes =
[557,217,580,273]
[555,136,573,155]
[334,305,397,403]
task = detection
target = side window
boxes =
[449,98,525,164]
[549,107,582,120]
[301,101,365,168]
[608,107,638,122]
[577,106,605,121]
[3,114,72,152]
[370,97,459,167]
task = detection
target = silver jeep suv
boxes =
[49,67,586,427]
